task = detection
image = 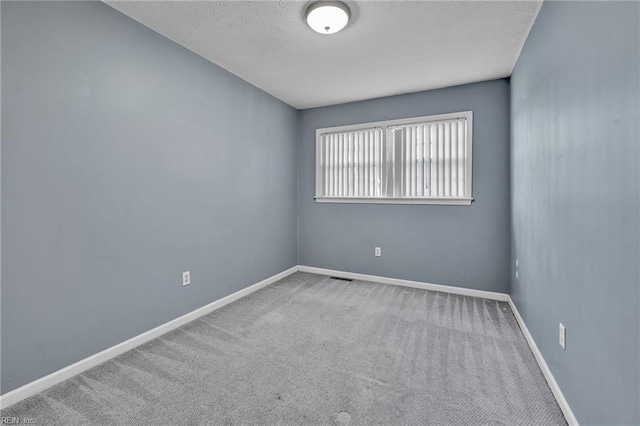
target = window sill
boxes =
[314,197,473,205]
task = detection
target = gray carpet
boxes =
[1,272,566,425]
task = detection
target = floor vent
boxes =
[330,276,353,281]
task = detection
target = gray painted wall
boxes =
[1,1,298,393]
[510,2,639,424]
[298,80,510,293]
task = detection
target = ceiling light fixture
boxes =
[305,1,351,35]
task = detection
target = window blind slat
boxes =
[445,122,451,197]
[423,126,428,197]
[405,127,416,197]
[456,120,466,196]
[346,133,351,197]
[322,135,327,196]
[397,129,404,198]
[404,128,409,197]
[374,130,379,197]
[427,125,437,197]
[358,132,362,196]
[437,123,444,196]
[400,129,405,197]
[338,134,342,197]
[415,126,420,197]
[370,130,374,197]
[351,133,356,196]
[333,134,337,197]
[363,132,368,197]
[327,135,332,196]
[377,129,383,197]
[409,127,415,197]
[343,133,348,196]
[334,134,338,196]
[383,130,390,197]
[405,128,410,196]
[319,135,324,196]
[464,119,470,196]
[348,133,352,196]
[417,125,423,198]
[354,132,358,197]
[357,132,362,196]
[423,125,428,197]
[376,128,380,196]
[365,131,369,195]
[350,133,354,196]
[368,131,372,195]
[449,122,458,197]
[353,132,357,197]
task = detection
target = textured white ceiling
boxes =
[105,1,541,109]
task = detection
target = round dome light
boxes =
[305,1,351,35]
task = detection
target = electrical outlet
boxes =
[182,271,191,287]
[374,247,381,257]
[559,323,566,349]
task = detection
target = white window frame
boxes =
[314,111,473,205]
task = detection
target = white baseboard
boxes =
[0,266,299,410]
[298,265,510,301]
[507,297,579,426]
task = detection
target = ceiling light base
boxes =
[305,1,351,35]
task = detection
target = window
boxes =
[315,111,473,205]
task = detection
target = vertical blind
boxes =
[316,112,472,203]
[318,127,386,198]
